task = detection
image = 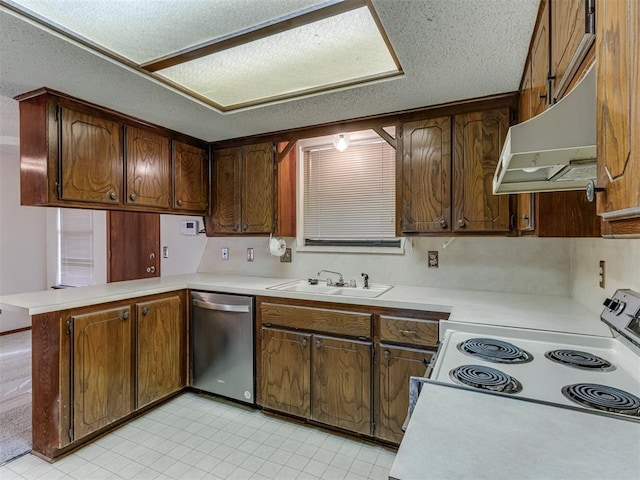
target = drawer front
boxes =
[260,302,371,338]
[379,316,438,348]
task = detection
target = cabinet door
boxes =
[400,117,452,233]
[211,147,241,233]
[596,0,640,222]
[453,109,511,232]
[531,0,550,116]
[59,105,122,204]
[136,296,184,409]
[377,345,433,444]
[260,328,311,418]
[72,306,133,440]
[552,0,594,99]
[125,126,170,208]
[242,142,275,233]
[311,335,372,435]
[173,141,209,213]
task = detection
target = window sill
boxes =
[296,238,405,255]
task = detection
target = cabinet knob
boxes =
[129,193,137,201]
[439,219,447,228]
[109,191,118,201]
[122,311,129,320]
[146,266,156,273]
[383,350,390,359]
[242,224,248,231]
[234,225,239,232]
[316,340,322,349]
[457,218,466,228]
[301,338,307,347]
[586,179,605,203]
[177,199,183,206]
[142,306,150,316]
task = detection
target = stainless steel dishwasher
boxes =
[191,291,255,405]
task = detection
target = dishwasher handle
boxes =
[192,299,250,313]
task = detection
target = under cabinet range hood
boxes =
[493,64,596,194]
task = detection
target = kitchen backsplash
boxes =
[198,236,572,296]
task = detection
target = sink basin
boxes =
[267,280,392,298]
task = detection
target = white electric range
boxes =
[412,288,640,422]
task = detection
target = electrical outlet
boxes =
[162,246,169,259]
[280,248,292,263]
[599,260,605,288]
[428,251,438,268]
[221,247,229,260]
[247,248,254,262]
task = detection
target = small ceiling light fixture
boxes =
[333,133,350,152]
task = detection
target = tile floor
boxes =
[0,393,396,479]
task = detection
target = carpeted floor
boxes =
[0,330,32,465]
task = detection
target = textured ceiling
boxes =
[0,0,539,142]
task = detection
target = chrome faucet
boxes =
[318,270,345,287]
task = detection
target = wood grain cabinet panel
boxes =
[453,108,510,232]
[59,105,123,204]
[596,0,640,230]
[125,126,170,208]
[173,141,209,213]
[311,335,372,436]
[136,296,184,409]
[377,345,434,444]
[71,306,133,441]
[208,142,274,235]
[400,117,452,233]
[260,328,311,418]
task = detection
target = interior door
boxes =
[108,211,160,282]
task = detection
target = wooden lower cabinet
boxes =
[31,291,186,460]
[136,295,185,409]
[312,335,372,436]
[260,328,311,417]
[71,306,134,440]
[377,345,434,444]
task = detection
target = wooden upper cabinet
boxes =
[125,126,170,208]
[71,306,133,441]
[59,104,123,204]
[136,295,184,409]
[551,0,596,100]
[207,142,275,235]
[531,0,550,116]
[400,117,452,233]
[173,141,209,213]
[453,108,511,232]
[242,142,275,233]
[596,0,640,230]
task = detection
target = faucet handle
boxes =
[361,273,369,289]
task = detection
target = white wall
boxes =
[0,96,47,331]
[571,238,640,314]
[198,236,572,296]
[160,214,207,276]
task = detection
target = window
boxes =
[57,208,95,287]
[299,130,400,250]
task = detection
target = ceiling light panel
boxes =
[7,0,326,63]
[155,6,400,109]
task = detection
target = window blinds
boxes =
[59,208,94,287]
[303,140,396,244]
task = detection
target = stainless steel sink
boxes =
[267,280,392,298]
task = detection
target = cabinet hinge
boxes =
[55,105,61,122]
[67,427,73,441]
[55,182,61,197]
[66,318,72,335]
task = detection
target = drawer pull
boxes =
[399,329,418,336]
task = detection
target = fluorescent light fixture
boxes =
[4,0,403,112]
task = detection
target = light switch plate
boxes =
[247,248,254,262]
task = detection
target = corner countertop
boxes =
[389,382,640,480]
[0,273,611,337]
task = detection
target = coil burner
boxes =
[457,338,532,364]
[545,349,615,372]
[562,383,640,417]
[449,365,522,394]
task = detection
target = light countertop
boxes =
[0,273,611,337]
[389,381,640,480]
